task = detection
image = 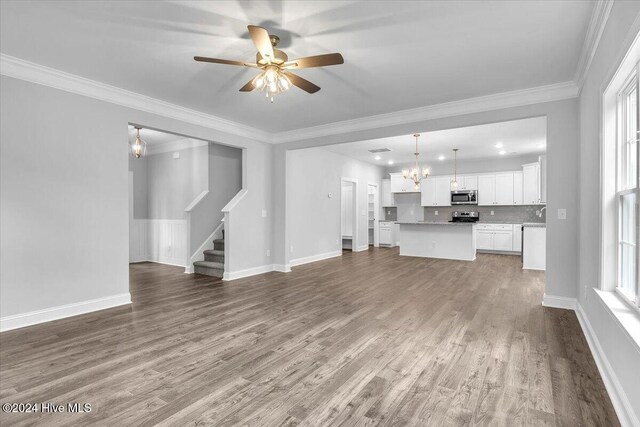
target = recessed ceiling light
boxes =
[374,155,381,160]
[438,155,445,161]
[388,160,394,165]
[495,142,503,148]
[499,150,507,155]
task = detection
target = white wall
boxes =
[0,75,272,327]
[578,2,640,424]
[287,147,385,263]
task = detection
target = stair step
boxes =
[213,239,224,251]
[193,261,224,278]
[203,249,224,263]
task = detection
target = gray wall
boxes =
[128,154,148,219]
[385,153,541,176]
[287,147,385,260]
[146,145,208,219]
[1,75,272,319]
[578,2,640,421]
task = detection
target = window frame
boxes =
[615,63,640,310]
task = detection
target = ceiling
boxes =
[1,1,593,133]
[324,116,547,165]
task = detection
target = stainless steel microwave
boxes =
[451,190,477,205]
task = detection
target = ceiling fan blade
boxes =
[239,78,256,92]
[194,56,257,67]
[283,71,321,94]
[283,53,344,69]
[248,25,275,63]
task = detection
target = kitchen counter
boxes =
[397,222,476,261]
[523,222,546,228]
[395,221,475,226]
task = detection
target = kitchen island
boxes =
[396,222,477,261]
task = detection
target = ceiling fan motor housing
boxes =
[257,48,288,66]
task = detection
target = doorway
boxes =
[341,178,357,251]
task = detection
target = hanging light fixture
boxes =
[252,64,292,103]
[402,134,429,190]
[130,127,146,159]
[451,148,459,189]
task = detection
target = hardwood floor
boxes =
[0,248,619,426]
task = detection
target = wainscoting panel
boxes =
[129,219,187,267]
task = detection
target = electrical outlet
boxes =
[290,245,294,253]
[266,249,270,257]
[435,210,439,216]
[558,208,567,220]
[261,209,267,218]
[490,210,494,216]
[336,239,339,245]
[173,152,180,159]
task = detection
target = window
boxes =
[616,65,640,307]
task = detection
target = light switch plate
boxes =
[558,208,567,220]
[173,152,180,159]
[261,209,267,218]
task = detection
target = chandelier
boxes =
[252,65,292,103]
[402,133,429,190]
[130,126,146,159]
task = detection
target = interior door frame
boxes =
[340,177,358,251]
[368,182,380,247]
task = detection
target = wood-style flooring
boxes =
[0,248,619,426]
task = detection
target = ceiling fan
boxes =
[194,25,344,102]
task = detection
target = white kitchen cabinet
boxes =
[381,179,394,206]
[476,223,517,252]
[495,173,514,205]
[450,175,477,191]
[513,172,523,205]
[477,231,493,250]
[512,224,522,252]
[421,176,451,206]
[390,173,419,193]
[493,231,513,251]
[523,225,546,270]
[379,221,397,247]
[523,162,543,205]
[478,175,495,206]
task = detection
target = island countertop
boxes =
[395,221,476,226]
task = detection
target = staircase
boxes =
[193,238,224,278]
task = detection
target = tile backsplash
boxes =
[423,205,546,223]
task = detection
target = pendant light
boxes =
[402,134,429,190]
[130,127,146,159]
[451,148,459,189]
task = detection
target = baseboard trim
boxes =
[184,265,194,274]
[223,265,275,281]
[542,293,577,310]
[272,264,291,273]
[290,250,342,267]
[575,303,640,427]
[354,245,370,252]
[0,293,132,332]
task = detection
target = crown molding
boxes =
[574,0,614,91]
[2,53,580,146]
[271,81,579,144]
[0,54,271,144]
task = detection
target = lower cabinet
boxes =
[476,224,520,252]
[379,221,396,247]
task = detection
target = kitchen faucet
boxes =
[537,206,546,218]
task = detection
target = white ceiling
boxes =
[324,116,547,165]
[1,1,593,133]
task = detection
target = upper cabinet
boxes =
[421,176,451,207]
[523,162,544,205]
[478,172,515,206]
[390,173,419,193]
[381,179,394,206]
[513,171,523,205]
[450,175,477,191]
